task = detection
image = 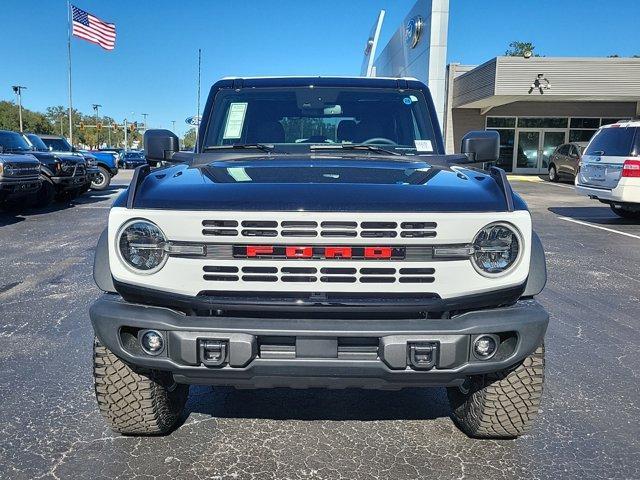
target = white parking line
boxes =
[558,216,640,240]
[544,182,575,190]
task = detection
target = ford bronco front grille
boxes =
[202,219,437,239]
[202,265,436,284]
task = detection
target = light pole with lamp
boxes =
[92,103,102,148]
[12,86,27,132]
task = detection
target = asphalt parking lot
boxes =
[0,172,638,480]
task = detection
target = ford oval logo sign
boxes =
[405,16,424,49]
[185,115,201,126]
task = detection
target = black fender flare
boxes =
[94,228,116,293]
[39,166,55,178]
[523,231,547,297]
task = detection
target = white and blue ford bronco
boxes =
[91,77,548,438]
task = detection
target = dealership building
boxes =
[366,0,640,174]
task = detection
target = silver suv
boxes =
[548,142,587,182]
[575,120,640,219]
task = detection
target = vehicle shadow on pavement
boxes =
[0,185,126,223]
[0,213,26,227]
[184,385,451,422]
[548,206,639,225]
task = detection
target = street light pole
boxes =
[171,120,176,131]
[92,103,101,148]
[12,86,27,132]
[141,113,149,131]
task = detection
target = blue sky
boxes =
[2,0,639,136]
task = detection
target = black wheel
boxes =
[610,204,640,219]
[93,338,188,435]
[548,165,559,182]
[447,344,545,439]
[34,177,55,208]
[91,166,111,191]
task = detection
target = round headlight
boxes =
[117,220,168,273]
[472,223,521,276]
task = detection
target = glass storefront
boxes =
[486,116,617,173]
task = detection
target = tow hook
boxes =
[199,339,228,367]
[407,342,438,370]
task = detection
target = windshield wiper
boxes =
[309,144,400,156]
[203,143,276,153]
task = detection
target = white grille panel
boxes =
[202,218,437,239]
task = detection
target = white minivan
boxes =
[575,120,640,219]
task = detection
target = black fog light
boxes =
[473,335,498,360]
[139,330,164,355]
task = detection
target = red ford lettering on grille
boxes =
[325,247,352,259]
[246,246,274,257]
[237,245,403,260]
[286,246,313,258]
[364,247,392,259]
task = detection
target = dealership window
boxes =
[570,118,600,129]
[569,129,597,142]
[486,117,516,128]
[517,117,568,129]
[486,128,514,172]
[601,118,622,126]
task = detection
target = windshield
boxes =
[584,127,638,156]
[124,152,144,158]
[204,87,438,154]
[41,137,72,152]
[0,131,32,151]
[26,134,49,151]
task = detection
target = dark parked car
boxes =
[24,133,95,196]
[121,151,147,168]
[0,130,86,206]
[548,142,588,182]
[38,134,117,191]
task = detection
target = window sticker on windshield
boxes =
[403,97,412,105]
[414,140,432,152]
[223,102,248,139]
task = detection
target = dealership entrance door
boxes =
[514,129,567,174]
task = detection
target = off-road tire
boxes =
[447,344,545,439]
[35,177,55,207]
[548,165,559,182]
[93,338,188,435]
[91,166,111,190]
[610,204,640,220]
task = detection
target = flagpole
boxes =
[196,48,201,152]
[67,0,74,145]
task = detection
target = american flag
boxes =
[71,5,116,51]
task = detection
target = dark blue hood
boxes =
[124,155,524,212]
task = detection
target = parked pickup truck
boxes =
[0,152,41,207]
[91,77,549,439]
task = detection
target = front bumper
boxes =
[0,176,42,198]
[51,174,88,190]
[91,295,548,389]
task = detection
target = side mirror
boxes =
[461,130,500,162]
[144,129,180,165]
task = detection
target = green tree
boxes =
[505,41,540,57]
[183,128,196,150]
[0,101,53,134]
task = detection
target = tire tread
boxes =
[93,337,188,435]
[447,344,545,439]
